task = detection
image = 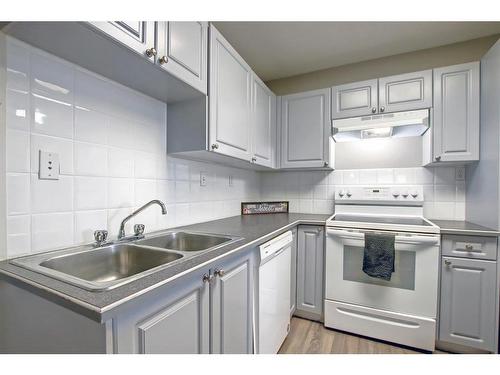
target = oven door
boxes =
[325,227,440,318]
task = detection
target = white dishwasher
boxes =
[257,231,292,354]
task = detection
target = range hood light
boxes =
[332,109,429,142]
[361,127,393,139]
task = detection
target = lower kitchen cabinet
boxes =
[439,256,498,353]
[295,225,324,321]
[210,254,253,354]
[112,250,255,354]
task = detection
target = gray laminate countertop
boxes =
[432,220,500,237]
[0,213,329,322]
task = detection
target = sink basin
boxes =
[11,230,241,291]
[136,231,237,252]
[12,244,184,291]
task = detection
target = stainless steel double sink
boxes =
[11,231,241,291]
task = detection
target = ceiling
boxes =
[212,22,500,81]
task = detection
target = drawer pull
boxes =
[465,244,474,251]
[444,260,452,266]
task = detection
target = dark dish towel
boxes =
[362,233,395,281]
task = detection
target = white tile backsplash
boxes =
[261,166,467,220]
[3,37,261,258]
[2,37,468,260]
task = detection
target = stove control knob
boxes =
[401,190,409,198]
[411,190,419,198]
[392,190,400,198]
[338,190,345,198]
[346,190,352,198]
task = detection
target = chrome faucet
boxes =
[118,199,167,240]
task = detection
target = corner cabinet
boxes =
[112,250,255,354]
[280,88,333,169]
[156,22,208,94]
[209,25,253,161]
[295,225,324,321]
[431,62,480,164]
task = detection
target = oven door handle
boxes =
[326,228,439,245]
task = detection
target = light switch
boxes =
[39,150,60,180]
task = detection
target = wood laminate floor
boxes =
[278,317,446,354]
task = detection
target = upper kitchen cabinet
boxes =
[378,70,432,113]
[430,62,480,164]
[89,21,156,61]
[156,22,208,94]
[280,88,333,169]
[251,73,277,168]
[332,70,432,119]
[209,25,253,162]
[332,79,378,118]
[2,22,206,102]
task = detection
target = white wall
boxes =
[3,37,260,259]
[261,167,466,220]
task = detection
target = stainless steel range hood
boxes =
[332,109,430,142]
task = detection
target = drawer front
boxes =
[442,235,497,260]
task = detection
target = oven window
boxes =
[343,246,416,290]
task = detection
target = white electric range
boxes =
[324,185,440,352]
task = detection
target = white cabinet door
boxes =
[89,21,156,61]
[280,88,331,169]
[433,62,480,163]
[251,74,276,168]
[439,257,497,352]
[378,70,432,113]
[156,22,208,94]
[210,255,253,354]
[113,269,210,354]
[296,225,324,321]
[331,79,378,119]
[209,25,252,161]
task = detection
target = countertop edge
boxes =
[438,228,500,237]
[0,217,326,322]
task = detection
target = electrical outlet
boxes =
[200,172,207,186]
[39,150,59,180]
[228,175,233,187]
[456,167,465,181]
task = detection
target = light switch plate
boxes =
[456,167,465,181]
[200,172,207,186]
[39,150,60,180]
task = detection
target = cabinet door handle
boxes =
[202,274,213,283]
[158,55,168,65]
[145,47,157,58]
[380,106,385,113]
[251,156,257,162]
[371,107,377,113]
[435,156,441,162]
[211,143,219,150]
[444,260,452,266]
[214,269,225,277]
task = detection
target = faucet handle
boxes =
[134,224,145,236]
[94,230,108,246]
